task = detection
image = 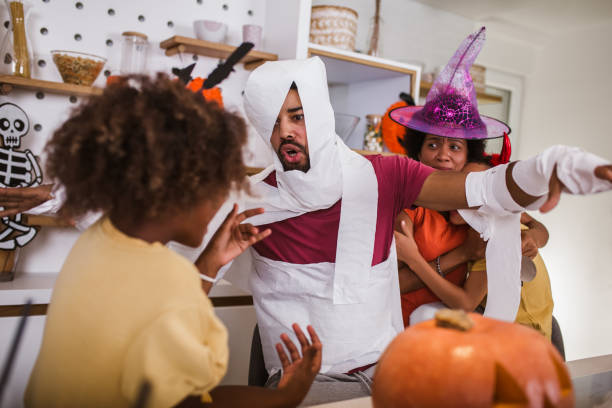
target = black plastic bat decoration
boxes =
[172,63,196,85]
[171,42,255,91]
[202,41,254,90]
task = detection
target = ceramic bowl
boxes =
[193,20,228,43]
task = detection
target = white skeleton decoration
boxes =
[0,102,42,249]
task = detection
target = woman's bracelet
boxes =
[435,256,444,276]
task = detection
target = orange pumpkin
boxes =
[381,100,409,154]
[372,310,573,408]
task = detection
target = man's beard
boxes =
[276,140,311,172]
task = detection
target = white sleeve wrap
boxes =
[460,145,611,322]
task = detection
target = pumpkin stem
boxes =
[434,309,474,331]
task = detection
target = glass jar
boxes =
[120,31,148,75]
[363,114,383,152]
[1,0,32,78]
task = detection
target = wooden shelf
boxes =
[0,75,103,97]
[308,43,419,93]
[159,36,278,70]
[24,215,72,228]
[419,81,503,105]
[352,149,399,157]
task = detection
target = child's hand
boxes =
[448,210,465,225]
[201,204,271,273]
[275,324,322,406]
[461,228,486,261]
[520,230,539,259]
[393,219,421,265]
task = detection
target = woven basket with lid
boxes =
[310,5,358,51]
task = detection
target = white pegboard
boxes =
[0,0,273,159]
[2,0,267,80]
[0,0,281,274]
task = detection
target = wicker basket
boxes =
[310,5,358,51]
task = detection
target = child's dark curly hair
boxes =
[45,73,248,221]
[400,127,487,164]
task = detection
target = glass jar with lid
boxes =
[363,114,383,152]
[120,31,148,75]
[1,0,32,78]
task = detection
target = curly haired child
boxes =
[25,74,321,408]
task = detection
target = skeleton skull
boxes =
[0,102,29,148]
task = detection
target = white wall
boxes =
[518,21,612,361]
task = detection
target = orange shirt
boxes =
[400,207,468,326]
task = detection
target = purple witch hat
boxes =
[390,27,509,139]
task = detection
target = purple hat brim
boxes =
[389,105,510,140]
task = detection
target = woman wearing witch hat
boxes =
[389,27,563,324]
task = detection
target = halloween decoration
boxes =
[372,309,574,408]
[487,132,512,166]
[203,42,254,89]
[390,27,509,140]
[173,42,254,108]
[172,62,196,85]
[381,92,414,154]
[0,102,41,250]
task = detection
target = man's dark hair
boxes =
[45,73,248,221]
[400,128,487,164]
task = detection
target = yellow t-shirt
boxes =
[25,218,228,408]
[471,226,554,339]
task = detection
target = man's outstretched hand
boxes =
[595,164,612,183]
[0,185,53,217]
[540,164,612,213]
